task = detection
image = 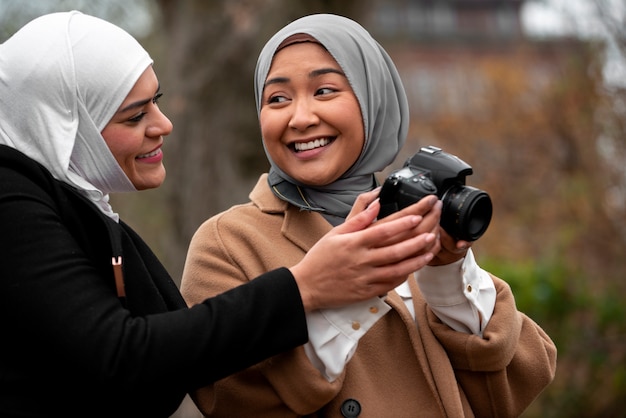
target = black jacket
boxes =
[0,145,307,417]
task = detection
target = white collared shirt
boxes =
[304,249,496,381]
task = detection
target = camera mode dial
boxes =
[410,174,437,194]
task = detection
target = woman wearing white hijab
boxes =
[181,14,556,417]
[0,11,443,417]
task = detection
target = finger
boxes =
[353,214,425,249]
[346,188,381,222]
[374,200,441,248]
[456,240,471,251]
[337,199,381,233]
[364,251,437,294]
[438,228,470,255]
[376,195,438,224]
[366,232,437,267]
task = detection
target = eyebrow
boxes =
[264,68,345,88]
[118,84,161,113]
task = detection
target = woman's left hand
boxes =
[428,227,472,266]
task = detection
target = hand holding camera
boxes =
[379,146,492,242]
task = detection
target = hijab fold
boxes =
[254,14,409,221]
[0,11,153,220]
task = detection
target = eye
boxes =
[267,95,289,105]
[315,87,336,96]
[152,92,163,105]
[128,112,147,123]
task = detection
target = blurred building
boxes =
[370,0,525,41]
[361,0,590,127]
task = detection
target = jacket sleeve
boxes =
[426,276,557,417]
[0,168,308,404]
[181,209,345,416]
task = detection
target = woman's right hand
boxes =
[290,198,439,311]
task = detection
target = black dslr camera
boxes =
[379,145,492,241]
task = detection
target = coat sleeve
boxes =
[425,276,557,417]
[181,208,345,417]
[0,168,308,410]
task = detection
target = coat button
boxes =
[340,399,361,417]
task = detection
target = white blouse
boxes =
[304,249,496,381]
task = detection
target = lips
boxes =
[136,147,161,160]
[293,137,334,152]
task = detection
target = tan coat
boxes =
[181,174,557,418]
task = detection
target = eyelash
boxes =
[266,87,336,105]
[128,93,164,123]
[267,95,287,104]
[316,87,335,95]
[128,113,147,123]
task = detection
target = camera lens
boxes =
[440,185,492,241]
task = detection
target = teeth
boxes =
[138,149,160,159]
[294,138,330,152]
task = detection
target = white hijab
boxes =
[0,11,153,220]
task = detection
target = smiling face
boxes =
[260,41,365,186]
[100,66,173,190]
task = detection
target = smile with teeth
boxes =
[137,148,161,159]
[294,138,333,152]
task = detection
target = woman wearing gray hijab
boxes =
[0,11,443,417]
[181,14,556,417]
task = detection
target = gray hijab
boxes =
[0,11,152,220]
[254,14,409,223]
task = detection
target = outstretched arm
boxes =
[291,197,439,311]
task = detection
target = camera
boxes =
[379,145,492,241]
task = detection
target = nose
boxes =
[147,108,173,138]
[288,98,319,131]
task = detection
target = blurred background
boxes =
[1,0,624,416]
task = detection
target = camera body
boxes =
[379,145,492,241]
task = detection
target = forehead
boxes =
[268,42,340,75]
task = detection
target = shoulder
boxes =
[0,145,56,195]
[194,174,286,238]
[0,146,76,220]
[193,198,283,248]
[0,145,109,233]
[249,173,290,213]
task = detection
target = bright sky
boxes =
[521,0,626,87]
[521,0,592,37]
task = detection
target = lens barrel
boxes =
[440,185,492,241]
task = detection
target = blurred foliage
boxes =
[482,256,626,418]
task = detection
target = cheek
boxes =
[259,112,277,142]
[259,114,287,159]
[335,103,365,149]
[102,126,139,164]
[101,128,124,161]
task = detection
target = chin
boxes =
[135,176,166,191]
